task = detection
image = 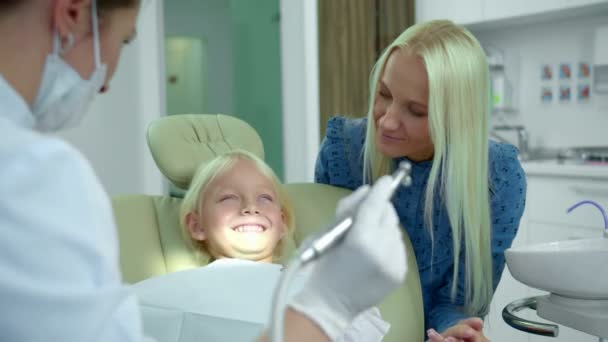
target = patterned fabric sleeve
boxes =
[315,116,366,190]
[487,144,527,290]
[315,117,346,184]
[428,143,527,333]
[427,253,469,333]
[315,136,331,185]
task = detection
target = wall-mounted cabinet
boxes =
[416,0,608,26]
[416,0,483,25]
[485,0,574,22]
[483,0,608,25]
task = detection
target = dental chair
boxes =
[111,114,424,342]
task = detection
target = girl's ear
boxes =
[185,212,206,241]
[279,210,288,239]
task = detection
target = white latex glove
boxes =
[288,176,407,340]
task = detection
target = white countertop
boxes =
[522,160,608,179]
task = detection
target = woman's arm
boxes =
[426,255,470,333]
[314,116,367,188]
[314,135,331,184]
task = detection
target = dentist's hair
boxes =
[363,20,492,317]
[179,150,295,264]
[0,0,20,11]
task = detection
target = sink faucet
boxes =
[491,125,530,160]
[566,200,608,239]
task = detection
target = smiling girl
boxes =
[180,150,295,264]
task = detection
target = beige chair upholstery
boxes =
[111,114,423,341]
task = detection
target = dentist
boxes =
[0,1,407,341]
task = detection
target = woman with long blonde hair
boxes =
[316,20,526,342]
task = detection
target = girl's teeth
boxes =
[236,225,264,233]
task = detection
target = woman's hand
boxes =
[426,318,489,342]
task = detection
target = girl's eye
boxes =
[260,194,275,202]
[219,195,238,202]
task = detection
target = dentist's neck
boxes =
[0,2,52,106]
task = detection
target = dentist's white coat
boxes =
[0,76,151,341]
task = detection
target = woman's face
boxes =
[63,5,139,93]
[373,49,434,161]
[189,159,286,263]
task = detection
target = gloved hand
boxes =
[288,176,407,340]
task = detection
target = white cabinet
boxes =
[485,174,608,341]
[563,0,608,8]
[415,0,483,25]
[483,0,570,22]
[527,176,608,230]
[416,0,608,25]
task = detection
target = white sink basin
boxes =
[505,238,608,299]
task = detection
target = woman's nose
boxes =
[379,106,401,131]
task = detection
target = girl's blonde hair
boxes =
[363,20,492,317]
[179,150,295,264]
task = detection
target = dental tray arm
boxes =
[503,296,559,337]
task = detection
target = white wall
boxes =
[280,0,320,183]
[58,0,165,196]
[473,14,608,149]
[163,0,233,115]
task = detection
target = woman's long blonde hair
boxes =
[179,150,296,264]
[363,20,492,316]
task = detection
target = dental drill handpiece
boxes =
[298,161,412,264]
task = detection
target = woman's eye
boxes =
[379,91,391,99]
[412,110,428,118]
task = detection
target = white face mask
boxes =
[32,0,107,132]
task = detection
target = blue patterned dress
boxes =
[315,117,526,333]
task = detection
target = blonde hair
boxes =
[363,20,492,316]
[179,150,295,264]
